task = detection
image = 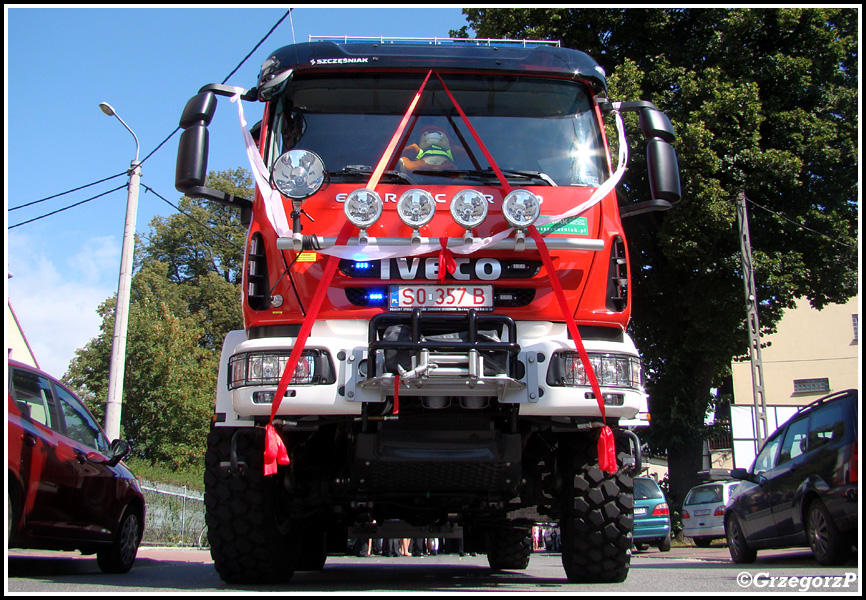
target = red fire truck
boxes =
[176,37,680,584]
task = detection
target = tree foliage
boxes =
[456,8,858,502]
[65,169,252,468]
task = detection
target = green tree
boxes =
[456,9,858,503]
[65,169,252,468]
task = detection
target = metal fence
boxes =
[139,479,207,547]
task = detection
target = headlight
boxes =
[450,189,488,229]
[344,188,383,229]
[397,189,436,228]
[229,351,318,389]
[548,352,642,389]
[270,150,326,200]
[502,190,541,229]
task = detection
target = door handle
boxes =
[22,432,37,447]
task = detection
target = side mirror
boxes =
[730,468,752,482]
[175,87,255,225]
[641,108,681,205]
[106,438,130,467]
[176,91,216,191]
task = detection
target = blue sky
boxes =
[6,6,474,378]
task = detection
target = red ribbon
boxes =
[434,72,616,473]
[263,71,436,475]
[528,226,617,474]
[438,237,457,284]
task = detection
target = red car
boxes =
[8,359,145,573]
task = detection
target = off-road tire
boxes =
[560,448,633,583]
[204,427,301,584]
[485,522,532,570]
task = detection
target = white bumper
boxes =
[216,320,645,426]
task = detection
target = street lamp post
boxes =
[99,102,141,442]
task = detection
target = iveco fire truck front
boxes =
[177,37,680,584]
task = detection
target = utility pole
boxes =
[100,102,141,442]
[737,191,769,449]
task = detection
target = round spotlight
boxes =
[502,189,541,229]
[450,189,489,229]
[344,188,383,229]
[271,150,326,200]
[397,189,436,228]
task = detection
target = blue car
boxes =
[633,477,671,552]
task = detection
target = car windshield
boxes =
[684,484,723,505]
[268,72,607,187]
[634,478,664,500]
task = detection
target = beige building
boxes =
[7,300,40,368]
[727,295,860,469]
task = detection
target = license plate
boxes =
[694,509,711,516]
[389,285,493,311]
[634,507,647,516]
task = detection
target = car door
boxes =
[767,414,811,539]
[737,432,783,542]
[9,366,80,539]
[52,382,120,543]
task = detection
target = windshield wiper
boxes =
[412,168,556,186]
[330,166,414,184]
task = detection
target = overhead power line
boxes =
[10,8,293,228]
[9,184,128,229]
[9,171,126,212]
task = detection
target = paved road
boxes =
[7,545,860,594]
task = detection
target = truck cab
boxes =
[178,37,679,585]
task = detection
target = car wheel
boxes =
[725,514,756,564]
[97,507,141,573]
[693,537,713,548]
[634,542,648,552]
[807,499,850,566]
[658,533,671,552]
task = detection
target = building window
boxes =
[793,377,830,395]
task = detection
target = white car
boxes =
[682,481,741,547]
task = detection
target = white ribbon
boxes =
[233,92,628,260]
[231,91,292,238]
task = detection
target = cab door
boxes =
[51,382,119,543]
[737,432,783,542]
[767,415,811,539]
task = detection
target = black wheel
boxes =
[658,533,671,552]
[560,441,633,583]
[725,514,756,564]
[204,427,302,584]
[485,522,532,570]
[807,499,850,565]
[97,507,141,573]
[634,543,648,552]
[693,537,713,548]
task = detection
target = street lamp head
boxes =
[98,101,140,163]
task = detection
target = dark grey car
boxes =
[725,389,858,565]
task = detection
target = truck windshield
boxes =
[268,73,607,187]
